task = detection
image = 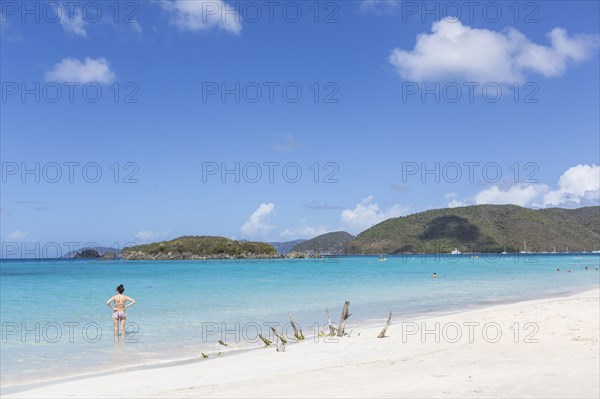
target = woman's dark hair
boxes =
[116,284,125,294]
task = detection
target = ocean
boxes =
[1,254,599,387]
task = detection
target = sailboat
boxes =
[378,255,387,262]
[552,246,557,254]
[451,248,461,255]
[501,246,508,255]
[520,241,531,254]
[592,245,600,254]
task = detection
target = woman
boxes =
[106,284,136,342]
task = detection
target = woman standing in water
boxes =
[106,284,136,342]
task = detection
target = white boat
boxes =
[451,248,461,255]
[552,246,557,254]
[520,241,532,254]
[378,255,387,262]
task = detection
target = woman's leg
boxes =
[120,317,126,341]
[113,316,119,343]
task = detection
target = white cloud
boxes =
[280,219,329,239]
[240,203,275,239]
[273,134,300,152]
[159,0,241,35]
[543,164,600,206]
[448,199,469,208]
[359,0,399,13]
[389,20,598,83]
[6,230,28,240]
[341,196,407,233]
[0,12,23,42]
[129,20,143,34]
[474,184,549,206]
[134,230,160,243]
[60,6,87,37]
[446,164,600,208]
[45,57,117,84]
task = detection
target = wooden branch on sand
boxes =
[337,301,351,337]
[326,308,337,336]
[259,334,272,346]
[275,336,286,352]
[271,326,288,344]
[218,340,228,346]
[289,313,305,340]
[377,312,392,338]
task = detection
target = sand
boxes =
[4,289,599,398]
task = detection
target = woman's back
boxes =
[113,294,127,311]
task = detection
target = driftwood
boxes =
[377,312,392,338]
[326,308,337,336]
[337,301,351,337]
[271,326,288,344]
[201,353,209,358]
[218,340,228,346]
[259,334,272,346]
[289,313,305,340]
[275,336,286,352]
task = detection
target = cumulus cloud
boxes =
[158,0,241,35]
[543,164,600,206]
[6,230,28,240]
[448,199,470,208]
[45,57,117,84]
[474,184,549,206]
[280,219,329,239]
[446,183,548,208]
[341,196,407,233]
[445,164,600,208]
[134,230,160,243]
[389,20,598,83]
[240,203,275,239]
[60,6,87,36]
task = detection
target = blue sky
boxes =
[1,0,599,257]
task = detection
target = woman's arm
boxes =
[106,296,115,310]
[125,296,136,309]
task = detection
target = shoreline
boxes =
[2,252,600,262]
[3,286,599,398]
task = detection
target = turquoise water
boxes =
[1,255,599,387]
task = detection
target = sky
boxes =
[1,0,599,257]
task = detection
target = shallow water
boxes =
[1,254,599,386]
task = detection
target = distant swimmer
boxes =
[585,266,589,270]
[556,268,560,272]
[106,284,137,343]
[568,269,573,273]
[432,272,438,278]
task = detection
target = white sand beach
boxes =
[5,289,599,398]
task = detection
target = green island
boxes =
[86,205,600,259]
[347,204,600,254]
[121,236,279,260]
